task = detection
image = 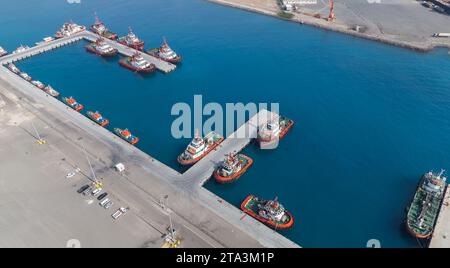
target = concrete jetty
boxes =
[429,185,450,248]
[0,58,298,247]
[0,30,177,73]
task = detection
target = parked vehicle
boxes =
[97,192,108,201]
[77,185,89,194]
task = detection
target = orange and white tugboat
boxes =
[0,47,8,57]
[119,52,155,73]
[90,15,118,40]
[62,96,84,112]
[177,130,224,165]
[7,63,20,74]
[118,27,145,51]
[214,154,253,183]
[55,22,86,38]
[87,111,109,127]
[257,115,294,148]
[86,38,118,57]
[146,37,182,64]
[114,128,139,145]
[241,195,294,230]
[19,72,32,81]
[44,85,60,98]
[31,80,45,90]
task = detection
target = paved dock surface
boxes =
[430,185,450,248]
[0,59,298,247]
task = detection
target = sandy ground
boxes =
[207,0,450,51]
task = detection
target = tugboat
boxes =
[0,47,7,57]
[31,80,45,89]
[119,52,155,73]
[44,85,60,98]
[19,72,32,81]
[214,154,253,183]
[177,130,224,165]
[90,15,118,40]
[13,45,30,54]
[114,128,139,145]
[118,27,145,51]
[7,63,20,74]
[257,115,294,148]
[146,37,182,64]
[241,195,294,230]
[55,22,86,38]
[87,111,109,127]
[86,38,118,57]
[62,96,84,111]
[406,170,447,239]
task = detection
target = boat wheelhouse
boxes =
[147,37,182,64]
[177,130,224,165]
[118,27,144,50]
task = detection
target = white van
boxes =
[100,198,110,207]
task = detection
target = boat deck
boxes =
[429,185,450,248]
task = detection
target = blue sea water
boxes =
[2,0,450,247]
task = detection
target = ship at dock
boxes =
[13,45,30,54]
[257,115,294,148]
[119,52,155,73]
[118,27,144,51]
[406,170,447,239]
[241,195,294,230]
[55,22,86,39]
[31,80,45,90]
[86,38,118,57]
[177,130,224,165]
[114,128,139,145]
[0,47,8,57]
[19,72,32,82]
[44,85,60,98]
[62,96,84,112]
[90,15,118,40]
[147,38,182,64]
[8,63,20,74]
[214,153,253,183]
[87,111,109,127]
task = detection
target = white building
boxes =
[281,0,318,11]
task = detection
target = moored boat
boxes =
[62,96,84,111]
[241,195,294,230]
[13,45,30,54]
[118,27,144,50]
[146,37,182,64]
[214,154,253,183]
[90,15,118,40]
[119,52,155,73]
[177,130,224,165]
[36,36,55,46]
[406,170,447,239]
[19,72,32,81]
[44,85,60,98]
[7,63,20,74]
[86,38,118,57]
[31,80,45,89]
[87,111,109,127]
[0,47,8,57]
[55,22,86,38]
[114,128,139,145]
[257,115,294,148]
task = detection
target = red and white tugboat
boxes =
[257,115,294,148]
[55,22,86,38]
[7,63,20,74]
[44,85,60,98]
[119,52,155,73]
[118,27,145,51]
[177,130,224,165]
[241,195,294,230]
[0,47,8,58]
[31,80,45,90]
[90,15,118,40]
[147,37,182,64]
[86,38,118,57]
[19,72,32,82]
[214,153,253,183]
[13,45,30,54]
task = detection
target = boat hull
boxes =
[214,155,253,183]
[87,112,109,127]
[118,58,156,73]
[62,98,84,112]
[118,39,144,51]
[258,118,294,148]
[147,48,182,64]
[114,128,139,145]
[0,52,8,58]
[86,44,117,57]
[241,195,294,230]
[177,137,224,165]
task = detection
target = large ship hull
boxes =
[147,48,182,64]
[241,195,294,230]
[214,154,253,184]
[89,26,118,40]
[118,57,156,74]
[86,44,117,57]
[177,133,224,165]
[258,117,294,148]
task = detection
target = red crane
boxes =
[328,0,335,21]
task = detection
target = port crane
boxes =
[298,0,335,21]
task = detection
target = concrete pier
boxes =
[429,185,450,248]
[0,30,177,73]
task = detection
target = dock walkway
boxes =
[430,185,450,248]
